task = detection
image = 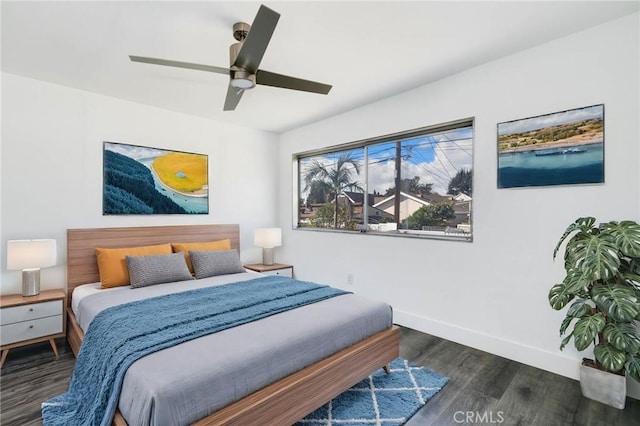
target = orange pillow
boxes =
[171,239,232,273]
[96,244,172,289]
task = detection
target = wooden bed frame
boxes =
[66,224,399,426]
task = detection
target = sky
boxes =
[300,127,473,197]
[104,142,205,160]
[498,104,603,136]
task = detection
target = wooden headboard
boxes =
[66,224,240,305]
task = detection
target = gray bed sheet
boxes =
[75,273,393,426]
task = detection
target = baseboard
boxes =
[394,309,640,400]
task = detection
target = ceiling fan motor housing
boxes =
[229,40,256,89]
[229,42,244,67]
[232,22,250,41]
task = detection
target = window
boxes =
[296,119,473,241]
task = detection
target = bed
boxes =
[64,224,399,426]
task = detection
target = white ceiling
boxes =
[2,1,638,133]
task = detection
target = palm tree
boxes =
[303,152,362,228]
[447,168,472,196]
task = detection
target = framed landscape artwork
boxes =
[497,104,604,189]
[103,142,209,215]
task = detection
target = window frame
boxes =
[293,117,474,242]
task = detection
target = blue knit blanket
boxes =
[41,276,348,426]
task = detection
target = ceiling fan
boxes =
[129,4,332,111]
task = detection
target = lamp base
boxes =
[22,269,41,297]
[262,248,274,266]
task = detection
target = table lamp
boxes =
[7,239,57,296]
[254,228,281,266]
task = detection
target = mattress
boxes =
[74,273,393,426]
[70,269,262,318]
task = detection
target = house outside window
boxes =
[296,119,473,241]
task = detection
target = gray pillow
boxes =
[126,252,194,288]
[190,249,244,279]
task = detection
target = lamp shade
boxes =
[7,239,57,270]
[254,228,282,248]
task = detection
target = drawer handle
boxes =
[29,325,34,329]
[29,308,34,312]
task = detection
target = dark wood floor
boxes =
[0,337,75,426]
[1,328,639,425]
[400,328,640,426]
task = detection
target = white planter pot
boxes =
[579,361,626,409]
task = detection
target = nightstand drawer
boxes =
[261,268,293,278]
[0,300,63,325]
[0,315,63,345]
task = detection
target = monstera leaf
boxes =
[559,316,574,339]
[554,217,596,260]
[594,344,627,372]
[628,354,640,382]
[549,283,575,310]
[602,220,640,258]
[573,313,606,351]
[629,258,640,275]
[592,284,639,322]
[559,299,592,345]
[562,268,592,294]
[602,323,640,353]
[567,233,620,281]
[560,332,574,351]
[621,271,640,291]
[567,298,592,317]
[563,233,594,273]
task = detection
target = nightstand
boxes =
[0,289,66,368]
[244,263,294,278]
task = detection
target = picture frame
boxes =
[103,141,209,215]
[497,104,604,189]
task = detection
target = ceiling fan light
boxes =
[230,70,256,90]
[230,77,256,90]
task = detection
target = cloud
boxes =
[105,142,166,160]
[299,133,473,198]
[410,138,472,195]
[499,104,603,135]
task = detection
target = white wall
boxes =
[278,13,640,395]
[1,73,278,295]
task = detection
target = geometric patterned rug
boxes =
[295,358,448,426]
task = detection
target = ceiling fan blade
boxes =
[256,70,332,95]
[129,56,229,75]
[233,5,280,72]
[223,84,244,111]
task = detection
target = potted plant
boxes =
[549,217,640,409]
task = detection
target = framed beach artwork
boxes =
[103,142,209,215]
[497,104,604,188]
